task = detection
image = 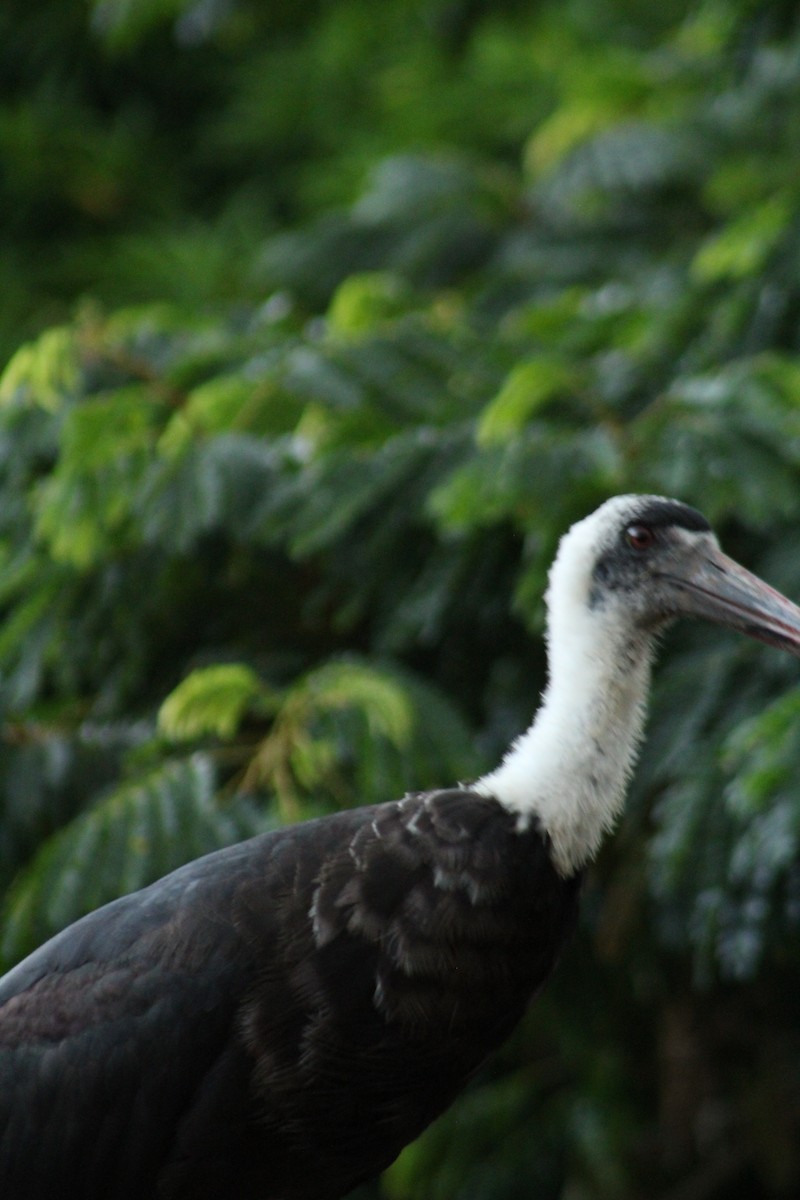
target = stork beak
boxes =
[669,548,800,657]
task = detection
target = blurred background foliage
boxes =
[3,0,800,1196]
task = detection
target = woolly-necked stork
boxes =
[2,494,800,1200]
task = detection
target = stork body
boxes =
[2,495,800,1199]
[0,792,579,1199]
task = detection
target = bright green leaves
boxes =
[693,195,794,283]
[327,272,417,336]
[477,355,577,445]
[240,659,417,821]
[158,657,480,824]
[160,372,305,456]
[0,328,80,412]
[158,664,269,742]
[34,386,160,568]
[291,659,415,746]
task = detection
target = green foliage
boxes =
[5,0,800,1197]
[158,664,269,741]
[0,756,267,968]
[476,355,578,446]
[0,327,80,412]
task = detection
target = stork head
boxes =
[547,495,800,657]
[480,495,800,871]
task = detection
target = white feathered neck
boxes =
[475,506,656,877]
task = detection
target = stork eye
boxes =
[625,523,656,551]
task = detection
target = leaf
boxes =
[57,387,158,471]
[30,386,162,567]
[692,195,793,282]
[327,272,415,336]
[0,573,65,708]
[158,663,271,741]
[535,122,703,217]
[477,355,576,444]
[0,327,80,412]
[429,426,620,536]
[722,687,800,815]
[244,657,481,820]
[525,99,629,177]
[303,659,415,746]
[0,756,266,970]
[136,434,286,551]
[159,372,306,457]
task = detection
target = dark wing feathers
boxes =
[0,789,580,1200]
[0,836,282,1199]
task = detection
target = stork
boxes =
[2,494,800,1200]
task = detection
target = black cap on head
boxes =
[628,498,711,534]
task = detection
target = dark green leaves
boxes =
[0,756,266,970]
